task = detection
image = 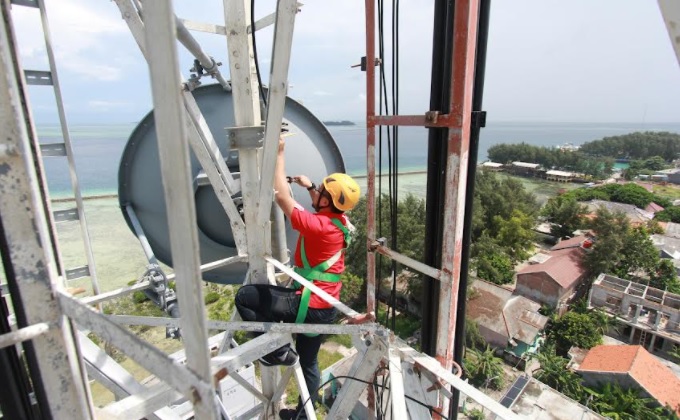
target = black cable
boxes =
[250,0,267,107]
[293,374,450,420]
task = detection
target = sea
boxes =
[32,120,680,292]
[38,121,680,198]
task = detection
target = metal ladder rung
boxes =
[53,208,79,223]
[10,0,39,8]
[65,265,90,281]
[40,142,66,157]
[24,70,53,86]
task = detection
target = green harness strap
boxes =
[294,218,350,335]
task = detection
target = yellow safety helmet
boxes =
[322,173,361,212]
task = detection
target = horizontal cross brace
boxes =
[0,322,50,349]
[24,70,53,85]
[40,142,66,157]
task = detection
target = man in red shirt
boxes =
[235,138,361,419]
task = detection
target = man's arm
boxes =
[274,138,297,218]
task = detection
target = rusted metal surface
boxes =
[368,113,456,128]
[435,0,480,370]
[372,243,442,281]
[365,0,377,319]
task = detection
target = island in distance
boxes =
[323,120,356,126]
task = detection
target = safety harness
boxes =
[293,217,350,336]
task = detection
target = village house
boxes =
[655,168,680,184]
[466,280,549,364]
[480,161,503,172]
[584,199,654,226]
[574,345,680,417]
[545,169,574,182]
[588,274,680,356]
[510,161,540,177]
[516,245,588,315]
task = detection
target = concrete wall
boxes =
[516,272,562,308]
[579,372,640,392]
[477,324,509,350]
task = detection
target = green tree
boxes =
[465,319,485,349]
[655,206,680,223]
[339,272,366,311]
[590,382,667,420]
[464,345,505,390]
[649,259,680,293]
[532,343,584,400]
[494,210,536,262]
[542,195,588,238]
[549,312,603,353]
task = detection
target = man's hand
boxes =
[290,175,313,189]
[343,312,376,325]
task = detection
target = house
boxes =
[587,274,680,356]
[466,280,549,362]
[516,247,588,315]
[545,170,574,182]
[510,161,540,176]
[655,168,680,184]
[584,199,654,226]
[651,234,680,259]
[480,161,503,172]
[550,234,593,251]
[575,345,680,416]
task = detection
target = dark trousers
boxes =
[235,284,336,416]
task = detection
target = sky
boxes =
[8,0,680,125]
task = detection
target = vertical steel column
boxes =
[0,2,92,417]
[365,0,377,317]
[224,0,268,284]
[435,0,479,369]
[143,2,219,418]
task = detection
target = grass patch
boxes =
[326,334,353,348]
[284,349,344,406]
[653,184,680,201]
[376,303,420,339]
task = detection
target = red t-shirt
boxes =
[290,206,347,309]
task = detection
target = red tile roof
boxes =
[577,345,680,415]
[551,235,589,251]
[518,247,586,289]
[645,202,665,213]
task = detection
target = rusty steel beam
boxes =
[365,0,377,319]
[434,0,480,370]
[368,113,456,128]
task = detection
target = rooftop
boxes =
[577,345,680,415]
[584,200,654,224]
[518,247,586,289]
[550,234,591,251]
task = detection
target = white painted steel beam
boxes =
[0,4,92,417]
[403,350,521,420]
[112,0,247,255]
[224,0,270,285]
[326,341,386,419]
[267,257,359,317]
[293,362,317,420]
[388,348,408,420]
[59,292,215,409]
[81,280,151,306]
[402,361,434,419]
[659,0,680,68]
[78,332,179,420]
[142,2,218,418]
[108,315,381,335]
[101,382,185,420]
[0,322,49,349]
[257,0,299,225]
[211,332,293,372]
[38,0,101,298]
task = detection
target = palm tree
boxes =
[589,383,666,420]
[531,344,584,401]
[464,345,505,390]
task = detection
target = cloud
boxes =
[88,100,132,111]
[12,0,131,82]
